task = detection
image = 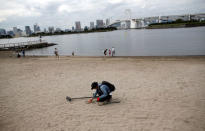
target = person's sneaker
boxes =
[106,95,112,102]
[98,101,108,106]
[97,102,104,106]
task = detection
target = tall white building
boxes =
[130,19,136,28]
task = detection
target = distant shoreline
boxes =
[1,51,205,59]
[1,24,205,39]
[146,21,205,29]
[29,27,117,37]
[0,27,117,39]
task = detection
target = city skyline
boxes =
[1,0,205,30]
[1,12,205,36]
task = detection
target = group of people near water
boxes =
[104,47,115,56]
[16,49,25,58]
[54,47,115,57]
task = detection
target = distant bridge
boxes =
[108,19,145,29]
[108,13,205,29]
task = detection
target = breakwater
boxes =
[0,40,56,51]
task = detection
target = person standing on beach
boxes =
[17,52,21,58]
[54,48,59,58]
[72,51,74,56]
[22,50,25,57]
[109,49,111,56]
[112,47,115,56]
[88,81,115,104]
[104,49,107,56]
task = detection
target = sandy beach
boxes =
[0,56,205,131]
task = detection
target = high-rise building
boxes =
[44,28,47,33]
[75,21,81,31]
[7,31,14,37]
[90,22,95,29]
[72,26,75,31]
[12,27,22,37]
[65,29,70,32]
[106,19,110,26]
[0,28,6,35]
[13,27,18,34]
[34,23,40,33]
[48,26,54,33]
[25,26,32,36]
[96,20,104,28]
[55,28,61,32]
[84,26,88,31]
[21,31,27,37]
[16,29,23,37]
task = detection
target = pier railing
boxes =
[0,40,47,49]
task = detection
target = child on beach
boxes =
[54,48,59,58]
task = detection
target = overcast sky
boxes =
[0,0,205,31]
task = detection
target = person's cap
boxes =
[91,82,98,90]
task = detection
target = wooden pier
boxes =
[0,40,57,51]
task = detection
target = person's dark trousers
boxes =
[99,95,112,102]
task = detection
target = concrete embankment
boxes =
[0,41,57,51]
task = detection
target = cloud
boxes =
[0,0,205,30]
[0,17,6,22]
[108,0,124,4]
[0,1,41,23]
[58,2,96,13]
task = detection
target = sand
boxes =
[0,56,205,131]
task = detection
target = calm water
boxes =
[1,27,205,56]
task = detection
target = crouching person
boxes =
[88,81,115,104]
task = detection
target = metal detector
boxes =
[66,96,92,102]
